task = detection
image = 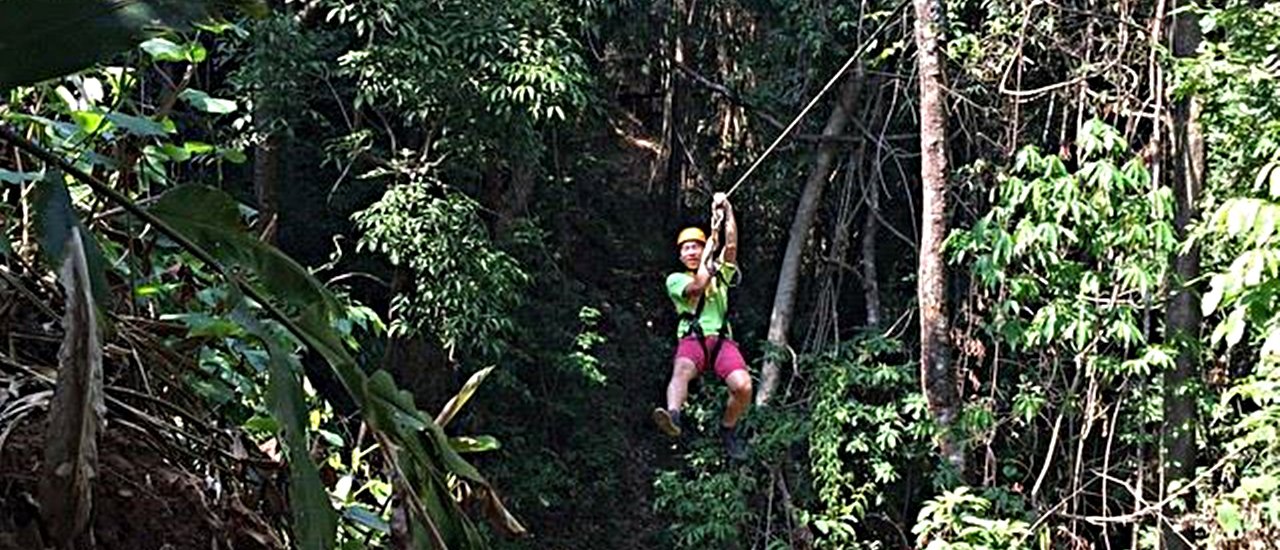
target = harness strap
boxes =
[678,269,732,368]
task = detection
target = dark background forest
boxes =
[1,0,1279,548]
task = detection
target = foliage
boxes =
[946,119,1175,538]
[912,487,1034,550]
[0,0,265,89]
[653,456,757,549]
[1180,2,1280,544]
[354,179,528,358]
[806,333,932,547]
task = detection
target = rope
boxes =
[724,9,900,197]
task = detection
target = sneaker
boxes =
[721,425,747,461]
[652,408,682,437]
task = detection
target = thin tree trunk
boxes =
[254,130,280,244]
[862,163,882,329]
[756,74,862,405]
[654,0,687,221]
[1161,5,1203,549]
[913,0,963,473]
[862,89,889,329]
[383,267,453,414]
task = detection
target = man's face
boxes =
[679,240,704,270]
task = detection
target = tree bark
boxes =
[1161,6,1203,549]
[756,74,862,405]
[913,0,963,473]
[253,130,280,244]
[654,0,688,221]
[383,266,453,415]
[862,162,882,329]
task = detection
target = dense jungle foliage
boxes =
[1,0,1280,548]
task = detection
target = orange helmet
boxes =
[676,227,707,246]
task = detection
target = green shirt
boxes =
[666,263,737,337]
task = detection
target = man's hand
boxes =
[712,192,730,212]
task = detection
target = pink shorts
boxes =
[674,336,748,380]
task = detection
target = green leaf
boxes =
[1203,274,1227,316]
[1224,307,1248,349]
[183,141,215,154]
[0,0,258,89]
[449,435,501,453]
[139,37,186,62]
[150,185,336,313]
[104,113,170,137]
[70,111,106,134]
[1216,501,1243,535]
[0,169,40,184]
[234,306,337,550]
[31,171,109,310]
[220,147,247,163]
[435,366,494,428]
[179,89,237,114]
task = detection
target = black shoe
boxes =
[652,408,682,437]
[721,425,747,461]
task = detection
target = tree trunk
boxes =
[1161,6,1203,549]
[654,0,688,221]
[253,91,280,244]
[862,162,882,329]
[253,131,280,244]
[383,266,453,414]
[913,0,963,473]
[756,74,862,405]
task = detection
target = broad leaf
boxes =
[150,185,336,314]
[104,112,171,137]
[0,169,40,184]
[148,185,523,546]
[139,37,186,62]
[435,366,494,428]
[234,306,337,550]
[0,0,267,89]
[179,89,237,114]
[449,435,501,453]
[32,171,110,309]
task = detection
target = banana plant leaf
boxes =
[149,184,526,547]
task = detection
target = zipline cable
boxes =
[723,2,906,197]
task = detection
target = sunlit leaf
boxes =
[435,366,494,428]
[449,435,501,453]
[179,89,237,114]
[140,37,186,62]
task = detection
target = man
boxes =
[652,192,753,460]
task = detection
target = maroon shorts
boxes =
[674,336,748,380]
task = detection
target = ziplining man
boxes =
[652,192,752,460]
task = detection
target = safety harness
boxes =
[677,213,736,367]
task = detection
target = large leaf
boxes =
[150,184,337,314]
[435,366,494,428]
[234,306,337,550]
[39,229,105,546]
[0,0,267,89]
[147,184,522,546]
[32,171,110,309]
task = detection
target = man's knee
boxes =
[672,359,698,380]
[727,371,752,398]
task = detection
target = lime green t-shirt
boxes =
[666,263,737,337]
